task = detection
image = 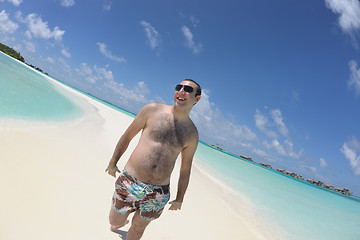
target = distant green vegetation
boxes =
[210,144,224,151]
[0,42,47,74]
[0,42,25,62]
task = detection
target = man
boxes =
[105,79,201,239]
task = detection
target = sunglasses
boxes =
[175,84,194,93]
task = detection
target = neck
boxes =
[172,105,190,121]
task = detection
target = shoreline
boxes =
[192,160,287,240]
[204,141,360,201]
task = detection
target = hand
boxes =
[105,165,120,177]
[168,200,182,211]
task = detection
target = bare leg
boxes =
[126,211,151,240]
[109,208,131,231]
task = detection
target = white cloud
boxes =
[263,137,302,159]
[46,57,55,64]
[76,63,96,83]
[252,148,273,159]
[75,63,114,84]
[271,109,289,137]
[255,109,278,138]
[57,57,72,76]
[56,61,159,114]
[320,157,328,167]
[181,26,202,54]
[61,48,71,58]
[96,42,126,63]
[286,139,303,159]
[103,80,151,111]
[190,16,200,28]
[291,91,300,102]
[23,40,36,52]
[0,10,19,34]
[24,13,65,41]
[263,139,287,156]
[103,0,112,11]
[60,0,75,7]
[325,0,360,34]
[140,21,161,49]
[78,63,92,76]
[94,65,114,82]
[349,60,360,96]
[12,44,21,52]
[299,164,330,183]
[190,90,257,148]
[14,10,23,21]
[341,137,360,175]
[254,108,302,159]
[25,30,32,39]
[0,0,23,6]
[303,165,317,174]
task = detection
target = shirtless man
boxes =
[105,79,201,240]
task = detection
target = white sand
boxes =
[0,67,262,239]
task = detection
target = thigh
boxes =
[131,210,151,230]
[138,187,170,220]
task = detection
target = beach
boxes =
[0,64,261,240]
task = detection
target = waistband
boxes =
[122,169,170,191]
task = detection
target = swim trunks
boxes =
[112,169,170,221]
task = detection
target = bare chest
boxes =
[146,115,194,148]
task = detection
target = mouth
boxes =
[177,96,186,101]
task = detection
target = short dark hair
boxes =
[184,79,201,96]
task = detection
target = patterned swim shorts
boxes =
[112,169,170,221]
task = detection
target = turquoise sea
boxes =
[1,52,360,239]
[195,143,360,240]
[0,52,82,121]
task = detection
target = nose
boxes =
[178,86,185,92]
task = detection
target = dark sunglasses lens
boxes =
[175,84,194,93]
[175,84,182,91]
[183,86,194,93]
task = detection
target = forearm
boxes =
[175,171,191,203]
[109,135,130,166]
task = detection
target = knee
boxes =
[109,209,127,226]
[131,222,147,234]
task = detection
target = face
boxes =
[174,80,201,108]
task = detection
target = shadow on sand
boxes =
[113,229,128,239]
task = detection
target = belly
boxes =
[125,141,179,185]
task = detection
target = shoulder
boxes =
[141,103,169,112]
[136,103,172,124]
[186,119,199,144]
[188,117,198,134]
[138,103,163,116]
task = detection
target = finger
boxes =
[169,206,179,211]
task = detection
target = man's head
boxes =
[183,79,201,97]
[174,79,201,108]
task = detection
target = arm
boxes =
[169,135,199,210]
[105,104,155,177]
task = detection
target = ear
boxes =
[193,95,201,105]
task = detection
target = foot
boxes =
[110,220,129,231]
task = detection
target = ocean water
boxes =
[0,52,82,121]
[1,51,360,239]
[195,142,360,240]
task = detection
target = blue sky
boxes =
[1,0,360,196]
